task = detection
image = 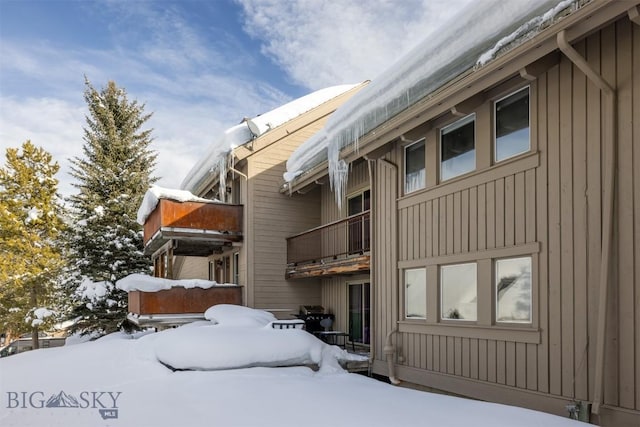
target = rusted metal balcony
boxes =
[286,211,370,279]
[143,198,243,257]
[128,286,243,327]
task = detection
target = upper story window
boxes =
[404,139,426,194]
[405,268,426,319]
[347,190,370,254]
[495,86,530,162]
[496,256,532,323]
[440,114,475,181]
[441,262,477,321]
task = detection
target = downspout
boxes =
[364,156,376,369]
[379,158,401,386]
[229,167,248,305]
[557,30,616,416]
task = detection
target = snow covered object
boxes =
[64,79,158,336]
[284,0,577,207]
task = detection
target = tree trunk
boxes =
[30,284,39,350]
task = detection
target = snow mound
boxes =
[136,185,219,225]
[204,304,276,328]
[154,325,325,371]
[116,273,230,292]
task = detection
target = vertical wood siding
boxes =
[372,18,640,418]
[249,122,326,313]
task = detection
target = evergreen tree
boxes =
[0,141,66,348]
[66,78,157,336]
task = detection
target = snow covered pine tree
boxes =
[0,141,66,348]
[66,78,157,336]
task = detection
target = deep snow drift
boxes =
[0,305,583,427]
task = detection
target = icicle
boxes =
[218,156,227,203]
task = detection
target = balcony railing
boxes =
[287,211,370,265]
[143,198,243,256]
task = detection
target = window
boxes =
[495,86,530,162]
[441,263,477,321]
[348,282,370,344]
[405,268,426,319]
[441,114,475,181]
[404,139,426,193]
[496,257,532,323]
[212,256,231,283]
[233,252,240,284]
[347,190,370,254]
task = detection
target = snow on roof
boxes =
[115,273,234,292]
[285,0,577,201]
[136,184,219,225]
[180,84,361,194]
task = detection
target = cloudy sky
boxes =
[0,0,470,198]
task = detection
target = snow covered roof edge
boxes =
[136,185,219,225]
[285,0,579,189]
[180,83,362,194]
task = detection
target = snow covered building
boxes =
[136,83,368,322]
[283,1,640,425]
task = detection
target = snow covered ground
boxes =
[0,305,583,426]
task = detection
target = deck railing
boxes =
[286,211,370,265]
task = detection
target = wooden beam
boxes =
[286,256,370,279]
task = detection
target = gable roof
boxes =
[180,83,362,194]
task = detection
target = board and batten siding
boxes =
[371,18,640,424]
[247,121,327,315]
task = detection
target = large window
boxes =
[495,86,530,162]
[441,263,477,321]
[347,190,370,254]
[405,268,426,319]
[404,139,426,194]
[441,114,475,181]
[496,256,532,323]
[348,282,370,344]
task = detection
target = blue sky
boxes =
[0,0,470,197]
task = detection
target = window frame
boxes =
[495,256,533,324]
[347,281,371,345]
[404,267,427,320]
[440,114,476,182]
[439,262,478,322]
[494,85,530,163]
[404,138,426,194]
[346,189,371,255]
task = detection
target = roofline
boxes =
[192,81,370,197]
[283,0,629,194]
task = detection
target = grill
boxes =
[296,305,334,333]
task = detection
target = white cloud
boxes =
[0,2,292,199]
[237,0,474,89]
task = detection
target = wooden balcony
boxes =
[128,286,243,327]
[286,211,370,279]
[143,198,243,256]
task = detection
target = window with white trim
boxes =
[440,114,475,181]
[495,256,532,323]
[404,139,426,194]
[405,268,426,319]
[440,262,477,321]
[495,86,530,162]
